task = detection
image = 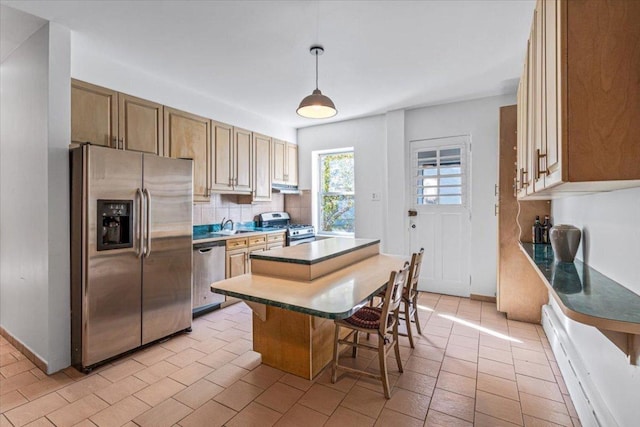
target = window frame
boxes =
[316,149,355,236]
[412,142,468,208]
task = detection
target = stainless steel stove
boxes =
[256,212,315,246]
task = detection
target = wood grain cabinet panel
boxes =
[118,93,163,155]
[71,79,117,147]
[517,0,640,199]
[272,139,298,186]
[164,107,211,202]
[253,133,272,201]
[497,106,550,322]
[211,121,234,192]
[234,127,253,194]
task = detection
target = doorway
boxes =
[408,135,471,297]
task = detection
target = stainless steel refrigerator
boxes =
[70,144,193,370]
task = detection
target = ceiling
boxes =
[1,0,534,129]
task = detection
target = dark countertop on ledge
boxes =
[520,243,640,334]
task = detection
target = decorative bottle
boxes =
[532,216,543,243]
[542,215,551,244]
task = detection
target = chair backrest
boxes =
[406,248,424,298]
[379,262,410,335]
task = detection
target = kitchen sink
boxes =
[216,229,253,235]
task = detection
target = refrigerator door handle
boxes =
[136,188,144,258]
[143,188,151,258]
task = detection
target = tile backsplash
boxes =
[193,193,284,225]
[284,190,312,224]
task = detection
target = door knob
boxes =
[411,224,416,229]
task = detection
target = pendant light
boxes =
[297,45,337,119]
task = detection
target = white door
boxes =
[408,136,471,297]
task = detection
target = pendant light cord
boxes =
[315,51,319,90]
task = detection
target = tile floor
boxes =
[0,293,581,427]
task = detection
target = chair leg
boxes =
[352,331,359,358]
[404,300,415,348]
[412,297,422,335]
[378,338,390,399]
[393,324,403,373]
[331,324,340,383]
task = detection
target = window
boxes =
[413,146,465,206]
[317,150,355,235]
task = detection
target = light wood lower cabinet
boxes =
[498,105,550,323]
[71,80,117,148]
[164,107,211,202]
[266,232,285,250]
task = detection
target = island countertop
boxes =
[211,253,406,319]
[250,237,380,265]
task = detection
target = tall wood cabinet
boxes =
[273,139,298,186]
[71,80,163,155]
[516,0,640,199]
[498,105,550,322]
[164,107,211,202]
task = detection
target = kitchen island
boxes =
[211,238,406,379]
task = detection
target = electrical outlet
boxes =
[371,192,381,201]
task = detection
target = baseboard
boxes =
[0,326,48,373]
[470,294,497,303]
[542,303,617,427]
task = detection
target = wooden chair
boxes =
[399,248,424,348]
[331,262,410,398]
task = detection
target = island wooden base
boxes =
[252,306,346,379]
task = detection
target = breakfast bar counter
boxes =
[211,238,406,378]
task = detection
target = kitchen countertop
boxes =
[250,237,380,265]
[520,243,640,334]
[192,227,285,244]
[211,253,405,319]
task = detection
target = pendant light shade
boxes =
[297,46,337,119]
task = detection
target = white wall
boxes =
[0,22,71,373]
[298,115,387,244]
[297,95,515,296]
[551,187,640,426]
[70,44,296,143]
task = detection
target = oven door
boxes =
[287,236,316,246]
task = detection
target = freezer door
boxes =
[142,155,193,344]
[84,146,143,366]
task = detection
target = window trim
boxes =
[412,142,468,208]
[315,148,355,236]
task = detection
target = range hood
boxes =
[271,183,300,194]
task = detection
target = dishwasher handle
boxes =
[198,248,213,254]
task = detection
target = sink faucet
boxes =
[220,217,234,231]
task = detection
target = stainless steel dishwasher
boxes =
[192,240,226,314]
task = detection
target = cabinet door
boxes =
[544,0,561,188]
[533,0,546,191]
[272,139,286,184]
[164,107,211,202]
[248,245,266,272]
[253,134,272,201]
[517,43,531,199]
[234,128,253,193]
[119,93,163,155]
[226,249,247,278]
[525,20,537,195]
[71,79,117,147]
[286,143,298,186]
[211,121,234,192]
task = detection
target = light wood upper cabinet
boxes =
[272,139,298,186]
[286,143,298,186]
[234,128,253,194]
[253,133,272,201]
[211,121,234,192]
[517,0,640,199]
[71,79,117,148]
[118,93,163,155]
[164,107,211,202]
[211,123,253,194]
